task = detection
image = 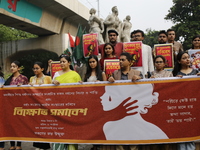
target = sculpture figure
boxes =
[104,6,121,43]
[121,15,132,42]
[88,8,105,45]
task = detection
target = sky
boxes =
[78,0,174,33]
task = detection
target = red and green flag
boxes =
[73,25,85,63]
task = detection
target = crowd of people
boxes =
[0,28,200,150]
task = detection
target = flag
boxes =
[73,25,85,63]
[63,33,74,57]
[68,32,75,48]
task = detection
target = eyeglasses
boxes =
[89,61,96,63]
[32,68,40,70]
[155,61,164,64]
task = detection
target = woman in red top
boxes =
[100,43,118,71]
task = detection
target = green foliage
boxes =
[165,0,200,50]
[143,28,159,48]
[0,24,37,42]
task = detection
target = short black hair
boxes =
[167,29,175,33]
[108,29,118,36]
[130,30,136,38]
[154,55,166,63]
[158,30,167,36]
[120,52,132,61]
[134,29,144,37]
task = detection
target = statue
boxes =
[104,6,121,43]
[121,15,132,42]
[88,8,105,45]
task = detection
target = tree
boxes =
[143,28,159,48]
[0,24,37,42]
[165,0,200,50]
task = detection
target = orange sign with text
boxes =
[154,44,173,69]
[123,42,143,67]
[51,61,61,78]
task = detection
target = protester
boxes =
[130,29,154,78]
[29,61,51,150]
[189,35,200,50]
[46,59,53,76]
[30,61,52,85]
[98,29,123,58]
[187,35,200,70]
[172,51,200,77]
[52,54,81,150]
[84,55,106,82]
[52,54,81,85]
[108,52,142,150]
[3,61,28,150]
[158,30,168,44]
[100,43,118,71]
[172,51,199,149]
[167,29,184,63]
[130,30,136,42]
[150,55,173,78]
[108,52,143,83]
[152,30,168,59]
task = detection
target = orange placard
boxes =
[104,59,120,78]
[154,44,173,69]
[83,33,98,57]
[123,42,143,67]
[51,61,61,78]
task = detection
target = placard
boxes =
[154,44,173,69]
[51,61,61,78]
[104,59,120,78]
[123,42,142,67]
[188,49,200,70]
[83,33,98,57]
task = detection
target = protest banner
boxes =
[0,77,200,144]
[104,59,120,78]
[188,49,200,70]
[154,43,173,69]
[123,42,142,67]
[83,33,98,58]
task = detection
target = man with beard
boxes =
[167,29,184,63]
[158,30,168,44]
[152,30,168,58]
[98,29,123,58]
